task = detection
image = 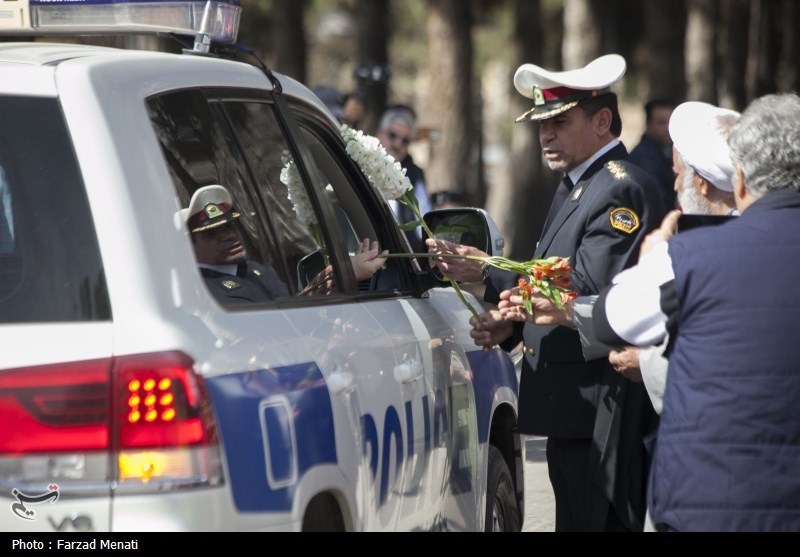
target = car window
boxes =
[147,90,349,303]
[219,100,353,295]
[288,108,413,294]
[0,96,110,323]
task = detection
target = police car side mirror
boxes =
[296,249,326,291]
[422,208,505,283]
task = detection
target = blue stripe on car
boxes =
[205,362,335,512]
[466,349,518,443]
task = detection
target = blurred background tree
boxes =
[229,0,800,257]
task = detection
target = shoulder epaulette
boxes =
[606,161,628,180]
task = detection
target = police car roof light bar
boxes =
[0,0,241,45]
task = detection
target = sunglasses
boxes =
[387,130,411,146]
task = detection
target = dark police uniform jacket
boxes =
[395,154,429,252]
[200,260,289,306]
[486,142,665,530]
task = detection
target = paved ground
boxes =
[521,436,555,532]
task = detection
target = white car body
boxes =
[0,30,522,532]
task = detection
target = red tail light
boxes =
[0,351,215,454]
[115,351,216,449]
[0,359,110,453]
[0,351,222,492]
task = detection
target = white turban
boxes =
[668,101,741,192]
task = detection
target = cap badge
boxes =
[221,279,241,290]
[204,203,224,219]
[532,86,545,106]
[609,207,640,234]
[607,161,628,180]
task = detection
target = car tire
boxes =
[485,444,521,532]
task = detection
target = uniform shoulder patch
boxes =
[609,207,640,234]
[221,279,241,290]
[606,161,628,180]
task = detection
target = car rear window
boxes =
[0,96,110,323]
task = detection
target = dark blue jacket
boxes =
[486,143,665,531]
[652,190,800,531]
[629,135,676,211]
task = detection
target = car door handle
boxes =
[394,359,423,384]
[328,367,356,395]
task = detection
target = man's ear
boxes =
[594,107,612,135]
[697,176,710,197]
[733,163,746,201]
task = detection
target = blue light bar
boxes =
[0,0,241,44]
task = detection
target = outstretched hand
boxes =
[639,209,682,258]
[425,238,487,283]
[351,238,388,281]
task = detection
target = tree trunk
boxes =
[746,0,780,101]
[425,0,476,205]
[271,0,306,82]
[562,0,601,69]
[641,0,686,101]
[486,0,547,260]
[354,0,390,134]
[685,0,718,103]
[720,0,749,110]
[778,0,800,93]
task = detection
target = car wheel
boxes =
[485,445,521,532]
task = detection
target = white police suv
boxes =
[0,0,522,532]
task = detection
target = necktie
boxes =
[541,175,574,234]
[236,261,248,277]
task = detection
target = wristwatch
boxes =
[481,261,491,284]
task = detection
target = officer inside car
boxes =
[181,184,290,304]
[182,185,387,304]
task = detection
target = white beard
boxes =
[677,174,712,215]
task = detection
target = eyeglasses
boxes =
[387,130,411,146]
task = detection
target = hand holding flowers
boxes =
[468,309,514,352]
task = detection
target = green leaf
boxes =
[398,220,421,231]
[523,296,532,315]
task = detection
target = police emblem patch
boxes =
[607,161,628,180]
[609,207,640,234]
[221,279,241,290]
[533,86,545,106]
[204,203,223,219]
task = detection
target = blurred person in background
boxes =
[629,98,678,211]
[341,91,366,130]
[376,105,432,251]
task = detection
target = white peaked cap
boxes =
[180,184,241,233]
[513,54,627,122]
[669,101,741,192]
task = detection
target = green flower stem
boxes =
[400,196,483,326]
[382,252,573,310]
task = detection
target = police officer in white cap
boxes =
[427,54,666,532]
[498,101,742,531]
[181,185,290,305]
[182,185,387,304]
